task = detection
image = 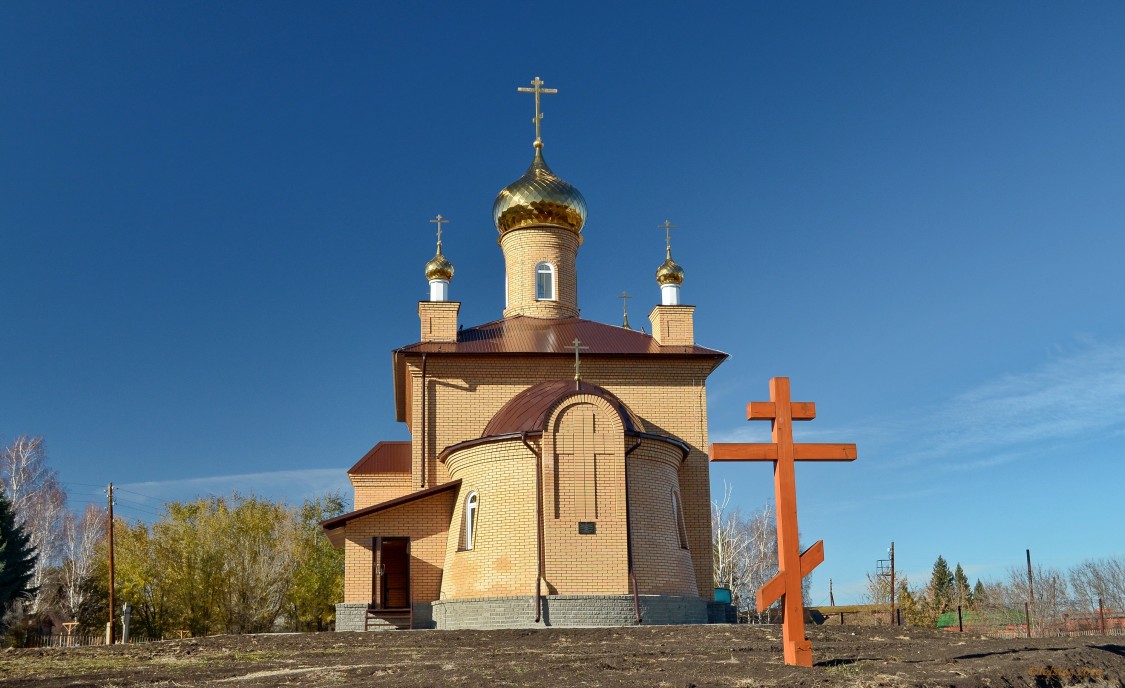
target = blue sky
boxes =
[3,2,1123,605]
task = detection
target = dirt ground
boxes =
[1,624,1121,687]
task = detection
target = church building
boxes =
[322,79,728,630]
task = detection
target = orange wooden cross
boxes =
[710,377,857,667]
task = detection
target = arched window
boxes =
[535,262,555,301]
[464,491,479,550]
[672,489,689,549]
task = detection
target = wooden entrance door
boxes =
[375,537,411,610]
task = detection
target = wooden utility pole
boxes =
[1026,549,1035,638]
[107,483,115,645]
[889,542,896,626]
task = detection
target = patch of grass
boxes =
[825,659,866,679]
[0,655,134,678]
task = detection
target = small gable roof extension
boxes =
[320,480,462,547]
[348,441,411,475]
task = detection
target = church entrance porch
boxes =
[366,537,413,630]
[375,537,411,609]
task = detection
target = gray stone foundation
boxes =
[432,594,709,629]
[707,601,738,624]
[338,595,716,631]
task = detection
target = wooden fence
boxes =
[24,631,158,648]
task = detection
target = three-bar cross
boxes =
[517,76,557,147]
[429,214,448,244]
[659,219,678,252]
[618,291,633,329]
[710,377,857,667]
[565,337,589,386]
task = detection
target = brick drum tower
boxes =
[323,78,728,630]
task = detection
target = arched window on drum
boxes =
[671,489,689,549]
[535,262,555,301]
[461,491,479,551]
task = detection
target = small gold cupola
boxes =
[655,220,684,304]
[424,247,454,282]
[649,219,694,346]
[655,248,685,286]
[424,214,454,302]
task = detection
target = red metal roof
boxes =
[395,315,727,357]
[482,380,645,437]
[348,441,411,475]
[321,480,461,534]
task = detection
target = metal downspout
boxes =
[522,432,544,623]
[625,438,643,623]
[420,354,428,489]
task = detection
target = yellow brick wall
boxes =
[404,355,718,597]
[499,227,581,318]
[540,396,629,595]
[648,305,696,346]
[418,301,460,342]
[349,473,412,510]
[342,490,455,604]
[628,439,699,595]
[440,442,538,598]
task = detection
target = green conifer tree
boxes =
[928,555,954,619]
[0,492,37,607]
[972,579,987,609]
[953,563,972,607]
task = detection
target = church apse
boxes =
[540,394,629,595]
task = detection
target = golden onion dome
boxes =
[424,242,454,281]
[493,147,587,235]
[655,247,685,286]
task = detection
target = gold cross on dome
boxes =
[565,337,589,383]
[659,219,679,253]
[429,214,448,246]
[517,76,558,147]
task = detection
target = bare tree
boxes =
[712,482,749,598]
[712,483,784,622]
[0,436,68,615]
[1001,563,1071,635]
[1069,554,1125,615]
[741,503,779,622]
[60,504,106,621]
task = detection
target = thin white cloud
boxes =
[898,340,1125,464]
[714,340,1125,469]
[117,468,352,513]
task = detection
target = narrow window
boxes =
[672,490,689,549]
[535,262,555,301]
[464,491,479,550]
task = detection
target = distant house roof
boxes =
[482,380,645,437]
[396,315,727,357]
[348,441,411,475]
